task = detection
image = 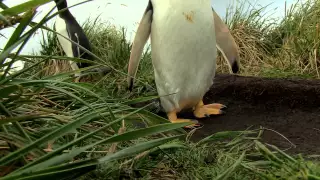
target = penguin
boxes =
[53,0,109,81]
[127,0,240,128]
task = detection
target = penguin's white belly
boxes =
[55,17,73,57]
[151,1,217,113]
[54,16,80,76]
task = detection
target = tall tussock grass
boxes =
[223,0,320,78]
[34,16,155,98]
[1,0,320,179]
[217,1,276,74]
[270,0,320,77]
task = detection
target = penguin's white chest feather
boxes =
[150,0,217,112]
[54,16,81,76]
[55,17,73,57]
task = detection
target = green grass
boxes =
[214,0,320,79]
[1,0,320,179]
[81,130,320,179]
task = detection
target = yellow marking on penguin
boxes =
[183,11,195,23]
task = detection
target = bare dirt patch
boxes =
[133,74,320,155]
[190,74,320,155]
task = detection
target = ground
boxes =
[137,74,320,156]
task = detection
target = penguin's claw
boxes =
[194,103,226,118]
[203,103,227,110]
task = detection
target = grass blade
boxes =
[11,104,150,173]
[0,8,36,67]
[0,2,9,9]
[197,130,257,145]
[98,134,183,163]
[15,122,189,175]
[0,85,22,99]
[0,110,106,166]
[0,159,98,180]
[0,115,53,126]
[214,151,246,180]
[1,9,35,51]
[0,0,52,16]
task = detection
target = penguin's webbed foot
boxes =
[193,100,226,118]
[167,111,203,129]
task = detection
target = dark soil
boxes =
[133,74,320,155]
[191,74,320,155]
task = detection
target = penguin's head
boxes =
[54,0,68,10]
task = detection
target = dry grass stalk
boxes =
[108,120,126,154]
[42,58,72,77]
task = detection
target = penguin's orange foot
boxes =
[193,101,226,118]
[167,111,202,129]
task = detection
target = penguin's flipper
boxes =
[193,100,226,118]
[127,1,153,91]
[212,8,240,74]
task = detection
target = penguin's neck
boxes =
[54,0,74,19]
